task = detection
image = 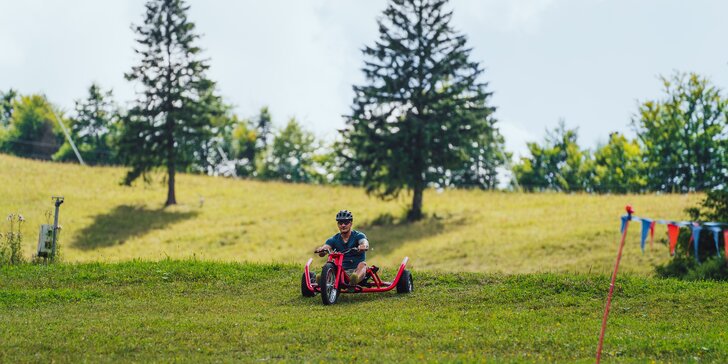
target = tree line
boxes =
[514,72,727,194]
[1,0,726,220]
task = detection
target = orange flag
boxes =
[668,224,680,256]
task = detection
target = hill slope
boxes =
[0,154,700,274]
[1,261,726,362]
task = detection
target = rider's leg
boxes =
[351,262,367,284]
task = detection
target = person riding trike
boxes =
[300,210,413,305]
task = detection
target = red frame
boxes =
[304,252,409,294]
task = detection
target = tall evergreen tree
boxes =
[120,0,224,206]
[343,0,503,220]
[54,83,119,165]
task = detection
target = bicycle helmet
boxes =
[335,210,353,221]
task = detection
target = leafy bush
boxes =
[655,189,728,280]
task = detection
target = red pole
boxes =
[596,205,633,364]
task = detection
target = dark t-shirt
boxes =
[325,230,367,270]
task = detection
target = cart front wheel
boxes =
[320,263,339,305]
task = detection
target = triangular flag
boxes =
[691,225,702,262]
[649,220,656,250]
[620,215,629,233]
[640,219,652,253]
[709,227,721,257]
[667,224,679,256]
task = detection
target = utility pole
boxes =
[51,196,64,260]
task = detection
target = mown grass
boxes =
[0,154,701,274]
[1,260,726,363]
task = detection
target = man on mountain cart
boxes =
[314,210,369,286]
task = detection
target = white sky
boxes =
[2,0,727,158]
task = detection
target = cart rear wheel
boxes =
[396,269,413,294]
[320,263,339,305]
[301,272,316,297]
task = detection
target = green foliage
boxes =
[254,106,272,151]
[120,0,225,205]
[1,260,727,361]
[0,94,64,160]
[313,139,365,186]
[701,189,728,222]
[655,189,728,280]
[344,0,505,220]
[0,89,17,127]
[633,72,727,192]
[448,109,509,189]
[513,121,593,192]
[656,254,728,281]
[1,213,25,265]
[53,83,121,165]
[591,132,647,193]
[226,115,257,177]
[0,153,701,273]
[257,118,319,183]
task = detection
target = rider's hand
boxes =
[315,247,328,257]
[357,245,368,252]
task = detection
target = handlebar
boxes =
[314,247,367,256]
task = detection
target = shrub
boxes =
[655,189,728,280]
[1,213,25,265]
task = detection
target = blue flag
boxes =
[620,215,630,233]
[640,219,652,253]
[691,226,702,262]
[709,227,722,257]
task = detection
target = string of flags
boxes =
[620,215,728,262]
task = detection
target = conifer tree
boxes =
[343,0,504,220]
[120,0,223,206]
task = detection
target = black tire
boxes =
[301,272,316,297]
[320,263,339,305]
[396,269,413,294]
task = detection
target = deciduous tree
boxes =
[633,72,727,192]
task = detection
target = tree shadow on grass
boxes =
[357,212,465,257]
[72,205,198,250]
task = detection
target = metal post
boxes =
[51,196,64,260]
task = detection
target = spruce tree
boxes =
[120,0,223,206]
[344,0,503,220]
[54,83,118,165]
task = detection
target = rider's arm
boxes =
[357,238,369,251]
[315,244,332,254]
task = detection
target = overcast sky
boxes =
[2,0,727,158]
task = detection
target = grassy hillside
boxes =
[0,154,701,274]
[1,260,726,362]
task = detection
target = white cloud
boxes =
[453,0,557,33]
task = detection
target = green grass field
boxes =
[1,260,726,362]
[1,155,723,362]
[0,155,701,275]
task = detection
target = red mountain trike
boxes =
[301,248,413,305]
